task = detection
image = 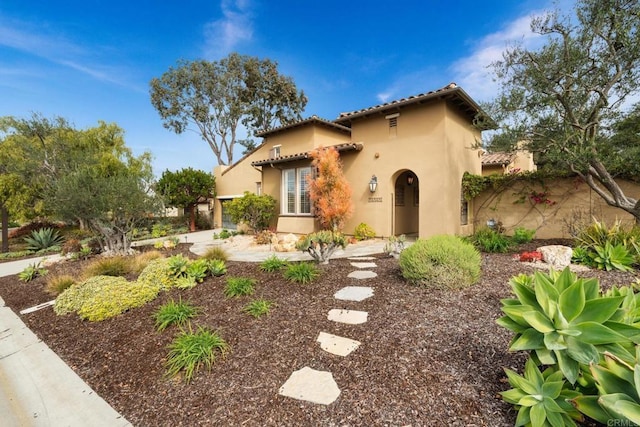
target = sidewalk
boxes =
[0,230,386,426]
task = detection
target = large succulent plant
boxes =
[497,268,640,384]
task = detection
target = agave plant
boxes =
[501,358,583,426]
[497,268,640,384]
[571,348,640,425]
[592,242,635,272]
[167,254,190,278]
[23,227,64,251]
[206,259,227,277]
[185,259,209,283]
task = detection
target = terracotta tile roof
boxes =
[251,143,363,167]
[334,83,492,126]
[255,115,351,137]
[481,152,515,166]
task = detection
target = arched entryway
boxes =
[393,170,419,236]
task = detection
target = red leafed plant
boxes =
[519,251,543,262]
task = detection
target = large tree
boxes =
[488,0,640,223]
[149,53,307,166]
[156,168,215,232]
[0,115,157,254]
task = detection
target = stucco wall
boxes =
[473,177,640,238]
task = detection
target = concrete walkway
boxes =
[0,230,386,426]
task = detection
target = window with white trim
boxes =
[282,167,312,215]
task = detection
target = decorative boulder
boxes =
[273,233,299,252]
[536,245,573,269]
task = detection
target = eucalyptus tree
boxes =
[149,52,307,165]
[488,0,640,223]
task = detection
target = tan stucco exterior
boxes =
[214,84,488,238]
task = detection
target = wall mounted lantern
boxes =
[407,173,415,186]
[369,175,378,193]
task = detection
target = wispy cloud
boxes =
[0,15,140,90]
[203,0,254,59]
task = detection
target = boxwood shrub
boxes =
[399,235,481,289]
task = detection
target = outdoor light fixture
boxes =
[369,175,378,193]
[407,173,415,186]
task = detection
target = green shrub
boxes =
[165,325,228,383]
[82,256,132,278]
[23,227,64,251]
[201,246,228,262]
[296,231,347,264]
[151,223,171,238]
[18,261,48,282]
[206,259,227,276]
[283,262,320,284]
[259,255,288,272]
[354,223,376,241]
[243,299,274,318]
[399,235,481,289]
[467,227,511,253]
[45,274,77,296]
[224,277,256,297]
[153,298,199,331]
[511,227,536,244]
[225,192,276,232]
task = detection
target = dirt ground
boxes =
[0,240,636,426]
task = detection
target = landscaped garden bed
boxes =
[0,242,636,426]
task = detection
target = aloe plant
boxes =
[497,268,640,384]
[23,227,64,251]
[501,358,583,426]
[571,349,640,424]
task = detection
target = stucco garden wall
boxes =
[473,177,640,239]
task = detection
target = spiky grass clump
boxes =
[224,277,256,298]
[243,299,274,318]
[165,325,228,383]
[153,298,199,332]
[201,246,228,262]
[82,256,133,278]
[283,262,319,284]
[45,275,77,296]
[259,255,288,272]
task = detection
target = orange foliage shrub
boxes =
[308,146,353,231]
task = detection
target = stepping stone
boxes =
[347,270,378,279]
[316,332,361,356]
[278,366,341,405]
[327,309,368,324]
[350,262,377,269]
[334,286,374,302]
[347,256,376,261]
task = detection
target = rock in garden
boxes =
[536,245,573,269]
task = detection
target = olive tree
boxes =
[488,0,640,223]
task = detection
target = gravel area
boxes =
[0,241,637,426]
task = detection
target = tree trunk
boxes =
[1,205,8,253]
[189,205,196,232]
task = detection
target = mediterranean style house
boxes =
[213,83,493,238]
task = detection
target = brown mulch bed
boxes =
[0,242,637,426]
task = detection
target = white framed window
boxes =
[282,167,312,215]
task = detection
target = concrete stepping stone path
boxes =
[278,366,341,405]
[350,262,377,269]
[347,270,378,279]
[316,332,361,356]
[347,256,376,261]
[334,286,374,302]
[327,309,368,325]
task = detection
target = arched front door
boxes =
[393,170,419,236]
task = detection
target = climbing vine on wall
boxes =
[461,170,575,202]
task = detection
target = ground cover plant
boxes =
[1,240,638,425]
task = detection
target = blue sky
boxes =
[0,0,573,175]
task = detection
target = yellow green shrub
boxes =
[137,258,176,291]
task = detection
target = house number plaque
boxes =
[368,197,383,203]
